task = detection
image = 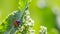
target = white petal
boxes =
[26,15,30,20]
[28,27,32,31]
[25,10,30,15]
[29,18,32,21]
[31,20,34,24]
[40,26,47,32]
[30,30,35,34]
[27,22,32,26]
[13,10,18,13]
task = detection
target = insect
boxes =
[14,20,20,27]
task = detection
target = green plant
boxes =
[0,0,35,34]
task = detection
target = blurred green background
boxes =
[0,0,60,34]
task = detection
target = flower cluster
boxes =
[15,9,35,34]
[23,9,35,34]
[39,26,47,34]
[28,27,35,34]
[24,10,34,27]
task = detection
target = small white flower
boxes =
[30,20,34,26]
[26,15,30,20]
[29,18,32,21]
[25,10,30,15]
[27,22,32,26]
[28,28,35,34]
[39,26,47,34]
[25,19,34,26]
[19,26,24,32]
[8,10,18,16]
[7,13,11,17]
[13,10,18,13]
[28,27,32,31]
[11,12,15,15]
[20,29,23,32]
[30,30,35,34]
[31,20,34,24]
[26,22,34,27]
[21,26,24,29]
[32,23,34,27]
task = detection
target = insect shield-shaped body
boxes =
[14,20,20,27]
